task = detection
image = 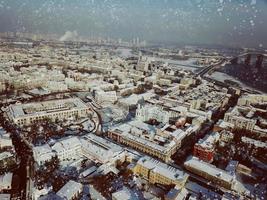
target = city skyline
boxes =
[0,0,267,47]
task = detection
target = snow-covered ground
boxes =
[209,71,265,94]
[116,48,133,58]
[150,56,201,66]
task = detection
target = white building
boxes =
[52,137,82,163]
[45,81,68,92]
[220,130,234,143]
[80,134,125,164]
[32,144,55,166]
[224,107,256,131]
[33,133,125,167]
[95,90,117,105]
[56,180,83,200]
[8,98,90,126]
[0,81,6,93]
[118,92,156,108]
[241,137,267,149]
[32,185,52,200]
[112,187,139,200]
[0,194,11,200]
[136,104,170,123]
[0,173,13,191]
[0,128,13,149]
[238,94,267,106]
[108,120,199,162]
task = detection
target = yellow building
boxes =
[133,156,188,188]
[184,157,236,190]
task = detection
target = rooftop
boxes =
[241,137,267,148]
[196,132,220,150]
[137,156,188,182]
[112,187,139,200]
[0,173,13,188]
[184,157,235,184]
[56,180,83,200]
[52,137,81,153]
[9,98,88,119]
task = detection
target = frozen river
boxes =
[210,71,265,94]
[117,48,203,72]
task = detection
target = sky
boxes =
[0,0,266,47]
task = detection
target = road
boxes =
[195,59,227,77]
[86,96,103,134]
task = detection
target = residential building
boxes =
[56,180,83,200]
[112,187,139,200]
[7,98,90,126]
[193,132,220,163]
[109,120,199,162]
[32,144,55,166]
[133,156,188,187]
[95,90,117,104]
[241,137,267,149]
[0,173,13,191]
[184,157,236,190]
[136,104,170,124]
[80,134,125,164]
[0,194,11,200]
[52,137,82,162]
[238,94,267,106]
[224,107,256,131]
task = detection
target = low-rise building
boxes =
[32,185,52,200]
[224,106,256,131]
[193,132,220,163]
[109,120,199,162]
[52,137,82,163]
[81,134,125,164]
[7,98,90,126]
[0,173,13,192]
[133,156,189,188]
[56,180,83,200]
[184,157,236,190]
[0,129,13,149]
[33,134,125,166]
[112,187,139,200]
[32,144,55,166]
[241,136,267,149]
[220,130,234,143]
[95,90,117,105]
[0,194,11,200]
[164,187,188,200]
[238,94,267,106]
[136,104,171,124]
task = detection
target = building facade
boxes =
[8,98,90,126]
[193,132,220,163]
[184,157,236,190]
[133,156,188,188]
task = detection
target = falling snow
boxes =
[0,0,266,47]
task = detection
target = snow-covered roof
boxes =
[112,187,139,200]
[184,157,235,184]
[137,156,188,182]
[56,180,83,200]
[52,137,81,153]
[9,98,88,119]
[0,173,13,189]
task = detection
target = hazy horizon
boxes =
[0,0,266,48]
